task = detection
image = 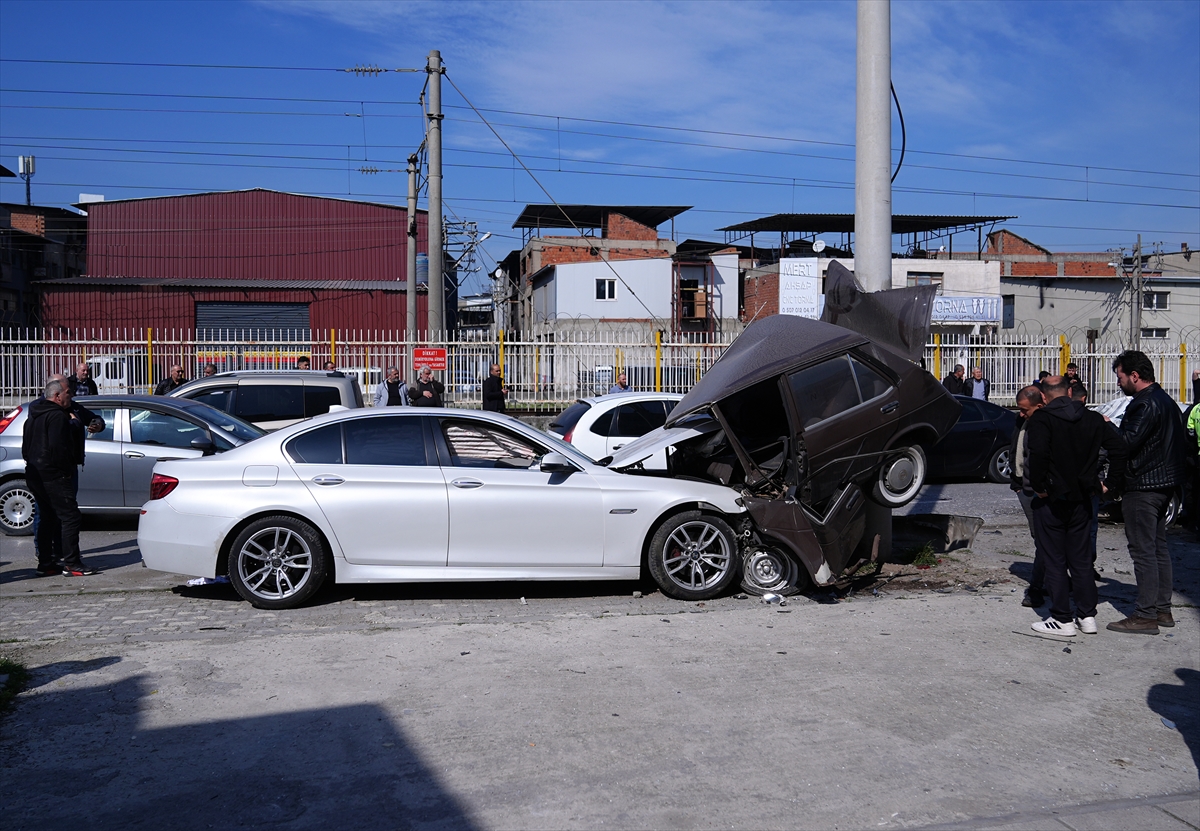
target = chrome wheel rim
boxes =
[0,487,35,531]
[996,449,1012,479]
[742,547,798,594]
[661,520,732,591]
[237,526,313,600]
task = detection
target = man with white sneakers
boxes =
[1025,375,1126,637]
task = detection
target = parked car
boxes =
[926,396,1017,483]
[168,370,364,430]
[548,393,683,469]
[138,407,745,608]
[0,396,264,535]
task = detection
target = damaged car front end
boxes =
[609,265,961,596]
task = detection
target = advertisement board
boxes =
[778,258,822,319]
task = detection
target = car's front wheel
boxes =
[228,516,329,609]
[987,446,1011,484]
[0,478,35,536]
[870,445,926,508]
[647,511,739,601]
[740,545,807,597]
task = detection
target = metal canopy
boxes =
[513,204,691,230]
[718,213,1012,234]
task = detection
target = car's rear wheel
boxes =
[647,511,738,601]
[987,446,1011,484]
[228,516,328,609]
[740,545,807,597]
[869,445,926,508]
[0,479,35,536]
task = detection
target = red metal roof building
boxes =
[38,189,432,335]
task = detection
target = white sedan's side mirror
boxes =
[539,452,578,474]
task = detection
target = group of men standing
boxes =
[942,364,990,400]
[371,364,509,413]
[1011,350,1189,638]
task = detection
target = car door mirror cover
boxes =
[539,452,578,473]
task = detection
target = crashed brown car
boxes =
[608,264,961,597]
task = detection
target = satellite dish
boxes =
[812,240,827,253]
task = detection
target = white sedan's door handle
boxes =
[311,475,345,486]
[612,443,625,450]
[123,451,145,459]
[451,478,484,489]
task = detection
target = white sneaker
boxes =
[1075,616,1098,634]
[1031,617,1077,637]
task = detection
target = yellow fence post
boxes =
[654,330,662,392]
[933,333,942,379]
[1059,335,1070,375]
[330,329,336,365]
[146,327,153,395]
[498,329,505,374]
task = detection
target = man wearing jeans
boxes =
[1109,351,1188,634]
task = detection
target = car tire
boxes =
[986,446,1011,484]
[869,445,927,508]
[227,516,329,609]
[647,510,739,601]
[0,478,36,536]
[1165,493,1181,528]
[740,545,807,597]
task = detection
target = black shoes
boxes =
[61,563,100,576]
[1021,588,1044,608]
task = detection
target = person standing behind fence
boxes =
[410,366,444,407]
[22,378,101,576]
[942,364,965,395]
[482,364,508,413]
[1025,375,1125,638]
[609,372,631,394]
[373,367,408,407]
[202,363,218,377]
[1065,362,1082,384]
[154,364,187,395]
[1107,350,1187,635]
[1011,385,1047,607]
[963,367,990,401]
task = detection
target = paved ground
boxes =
[1,481,1197,830]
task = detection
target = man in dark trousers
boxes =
[942,364,965,395]
[68,363,98,396]
[22,378,101,576]
[1010,385,1046,607]
[1108,350,1188,634]
[410,365,444,407]
[482,363,508,413]
[1025,375,1126,638]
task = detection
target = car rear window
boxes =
[549,401,591,434]
[286,423,344,464]
[234,384,304,422]
[304,385,342,417]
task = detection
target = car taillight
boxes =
[149,473,179,500]
[563,428,574,443]
[0,406,22,434]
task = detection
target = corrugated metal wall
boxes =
[40,286,427,334]
[85,189,427,282]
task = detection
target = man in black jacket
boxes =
[409,365,445,407]
[67,363,98,396]
[1010,385,1046,607]
[1026,375,1126,638]
[482,364,508,413]
[942,364,965,395]
[1109,350,1188,635]
[21,378,99,576]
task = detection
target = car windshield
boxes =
[178,400,266,443]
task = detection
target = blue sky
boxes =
[1,0,1197,292]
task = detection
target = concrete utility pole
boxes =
[406,153,419,341]
[426,50,444,335]
[855,0,892,292]
[1132,234,1143,350]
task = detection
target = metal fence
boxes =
[2,327,1196,411]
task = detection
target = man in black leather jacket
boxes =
[1108,350,1188,635]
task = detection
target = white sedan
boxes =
[139,407,746,609]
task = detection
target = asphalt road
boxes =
[1,481,1197,830]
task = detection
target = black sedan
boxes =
[926,395,1017,483]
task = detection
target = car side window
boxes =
[345,417,429,466]
[129,408,206,449]
[286,424,344,464]
[234,384,304,422]
[84,407,117,442]
[957,400,986,423]
[787,355,860,429]
[441,419,543,469]
[615,401,669,436]
[189,386,236,414]
[304,385,342,417]
[588,409,616,436]
[850,357,892,402]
